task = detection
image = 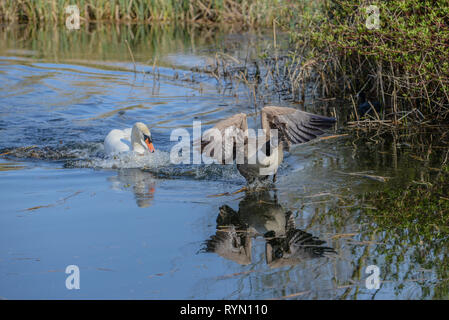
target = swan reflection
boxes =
[204,191,335,268]
[108,168,156,208]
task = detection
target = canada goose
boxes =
[104,122,155,155]
[199,106,336,184]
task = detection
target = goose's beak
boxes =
[145,138,155,153]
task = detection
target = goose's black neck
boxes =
[264,140,271,157]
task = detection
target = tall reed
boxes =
[0,0,296,26]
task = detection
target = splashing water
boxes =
[67,149,171,170]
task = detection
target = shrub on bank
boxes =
[289,0,449,121]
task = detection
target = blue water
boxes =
[0,24,446,299]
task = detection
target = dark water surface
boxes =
[1,24,448,299]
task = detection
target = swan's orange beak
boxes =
[145,138,155,153]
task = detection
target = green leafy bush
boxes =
[291,0,449,120]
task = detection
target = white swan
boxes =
[104,122,155,155]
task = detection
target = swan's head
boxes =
[132,122,155,154]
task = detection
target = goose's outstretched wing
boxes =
[266,228,336,268]
[204,227,252,265]
[261,106,336,149]
[197,113,248,164]
[202,205,252,265]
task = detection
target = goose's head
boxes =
[131,122,155,154]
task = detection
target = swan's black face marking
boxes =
[142,133,155,153]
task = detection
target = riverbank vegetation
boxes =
[289,0,449,123]
[0,0,293,25]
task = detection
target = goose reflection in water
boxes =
[108,168,156,208]
[204,191,335,268]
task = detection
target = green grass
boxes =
[0,0,297,26]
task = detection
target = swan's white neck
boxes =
[130,125,147,155]
[132,142,146,154]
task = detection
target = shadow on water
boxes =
[0,23,279,70]
[108,168,157,208]
[204,190,335,268]
[0,23,218,66]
